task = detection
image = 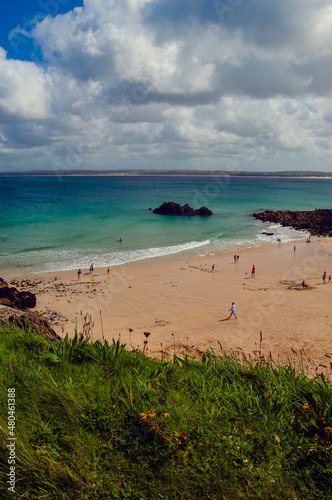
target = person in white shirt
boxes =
[228,302,237,319]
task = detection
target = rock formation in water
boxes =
[153,201,212,216]
[252,209,332,235]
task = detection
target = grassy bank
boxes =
[1,322,332,499]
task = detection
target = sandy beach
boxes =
[3,236,332,379]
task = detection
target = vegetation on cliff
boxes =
[1,322,332,499]
[253,209,332,236]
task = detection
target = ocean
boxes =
[1,175,331,275]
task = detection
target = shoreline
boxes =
[3,235,332,379]
[2,224,308,277]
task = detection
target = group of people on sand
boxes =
[322,271,331,284]
[77,264,112,280]
[76,263,95,280]
[77,238,123,280]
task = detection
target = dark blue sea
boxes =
[1,175,331,274]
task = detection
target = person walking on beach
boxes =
[228,302,237,319]
[323,271,327,283]
[77,269,82,280]
[251,265,255,278]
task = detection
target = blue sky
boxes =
[1,0,332,172]
[1,1,83,61]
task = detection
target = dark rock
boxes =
[253,209,332,236]
[153,201,212,216]
[261,232,274,236]
[0,278,9,290]
[16,291,37,308]
[0,278,37,310]
[0,306,61,342]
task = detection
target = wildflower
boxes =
[324,427,332,437]
[302,403,312,415]
[318,414,326,425]
[164,413,169,418]
[139,410,156,420]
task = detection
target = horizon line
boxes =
[1,169,332,177]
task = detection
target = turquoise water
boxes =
[1,175,331,274]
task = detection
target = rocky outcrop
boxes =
[0,305,61,341]
[253,209,332,235]
[0,278,37,309]
[0,277,61,341]
[153,201,212,216]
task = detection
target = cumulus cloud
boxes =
[1,0,332,172]
[0,48,51,123]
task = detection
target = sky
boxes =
[0,0,332,173]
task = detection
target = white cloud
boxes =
[1,0,332,171]
[0,48,51,122]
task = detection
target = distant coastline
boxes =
[1,169,332,178]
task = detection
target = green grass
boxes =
[1,322,332,499]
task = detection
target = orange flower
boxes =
[140,410,156,420]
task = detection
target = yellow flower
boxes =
[164,413,169,418]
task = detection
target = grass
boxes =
[1,322,332,499]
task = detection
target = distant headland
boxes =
[1,169,332,178]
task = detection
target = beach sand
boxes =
[4,236,332,379]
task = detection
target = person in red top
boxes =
[251,265,255,278]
